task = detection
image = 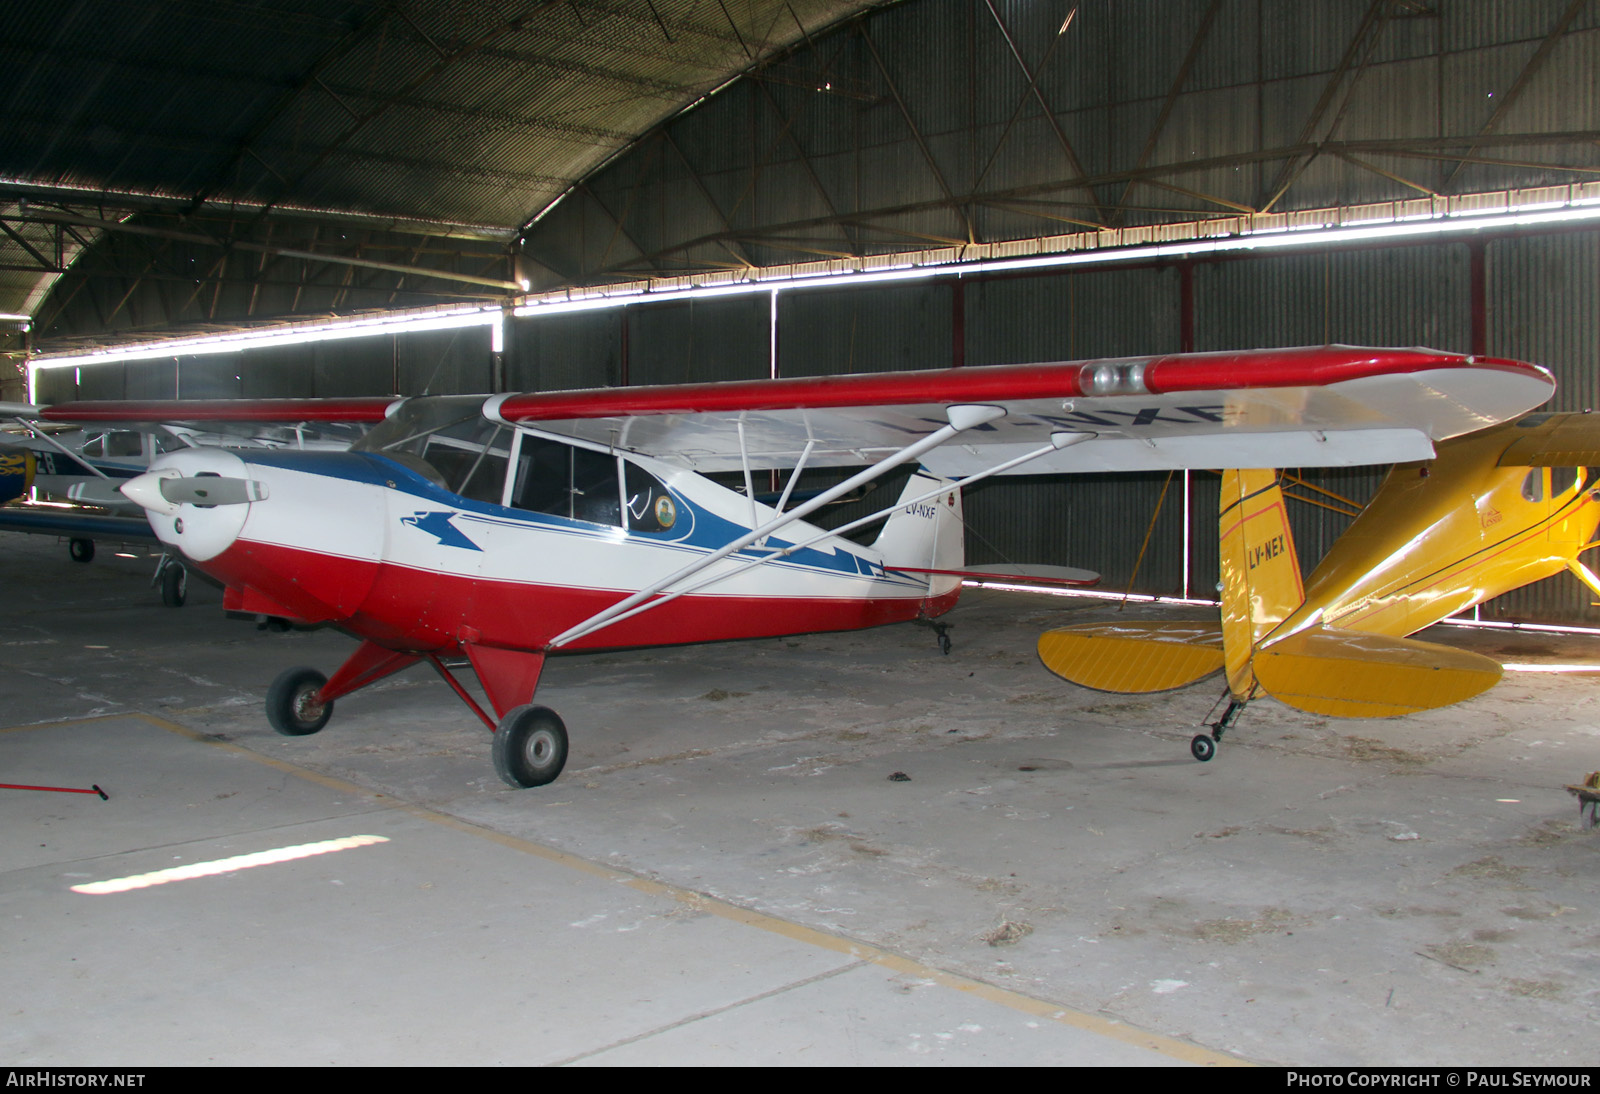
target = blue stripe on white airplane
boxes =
[402,510,482,551]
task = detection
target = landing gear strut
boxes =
[261,641,565,790]
[1192,698,1246,762]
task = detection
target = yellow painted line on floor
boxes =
[11,712,1249,1067]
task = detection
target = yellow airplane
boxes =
[1037,412,1600,761]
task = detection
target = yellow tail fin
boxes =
[1218,469,1304,699]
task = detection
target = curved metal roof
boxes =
[0,0,895,330]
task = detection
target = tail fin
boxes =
[1218,469,1304,699]
[873,469,964,602]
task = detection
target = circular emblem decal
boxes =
[654,494,677,529]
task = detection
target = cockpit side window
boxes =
[1550,466,1579,496]
[508,434,675,531]
[510,435,617,525]
[1522,468,1544,503]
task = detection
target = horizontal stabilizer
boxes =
[1253,626,1502,718]
[1038,622,1224,693]
[890,563,1099,587]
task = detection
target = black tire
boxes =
[1190,733,1217,762]
[69,538,94,563]
[160,562,187,608]
[266,667,332,736]
[492,705,569,789]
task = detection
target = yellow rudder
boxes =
[1218,469,1304,700]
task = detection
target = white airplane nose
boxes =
[126,448,258,562]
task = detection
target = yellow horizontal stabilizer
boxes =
[1254,626,1503,718]
[1038,622,1225,694]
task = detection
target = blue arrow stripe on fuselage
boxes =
[239,450,919,587]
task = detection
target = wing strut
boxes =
[549,423,1085,650]
[567,431,1090,638]
[547,404,1007,649]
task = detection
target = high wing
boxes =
[33,347,1552,478]
[29,397,398,426]
[480,346,1553,474]
[1494,412,1600,467]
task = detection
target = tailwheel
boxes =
[1192,697,1245,763]
[266,667,332,736]
[492,704,569,789]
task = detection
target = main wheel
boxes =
[1190,733,1217,762]
[266,667,332,736]
[492,705,569,789]
[69,538,94,563]
[160,562,187,607]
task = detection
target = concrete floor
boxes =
[3,529,1599,1066]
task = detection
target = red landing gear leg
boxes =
[459,645,568,790]
[265,640,420,737]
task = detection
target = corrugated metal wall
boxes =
[778,283,952,376]
[38,325,495,403]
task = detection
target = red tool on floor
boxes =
[2,782,108,800]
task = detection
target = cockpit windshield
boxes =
[354,396,510,503]
[355,396,677,531]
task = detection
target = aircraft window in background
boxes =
[1551,466,1579,495]
[80,430,144,459]
[1522,468,1544,503]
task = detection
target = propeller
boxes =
[121,469,268,514]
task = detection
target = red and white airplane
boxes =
[31,346,1555,787]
